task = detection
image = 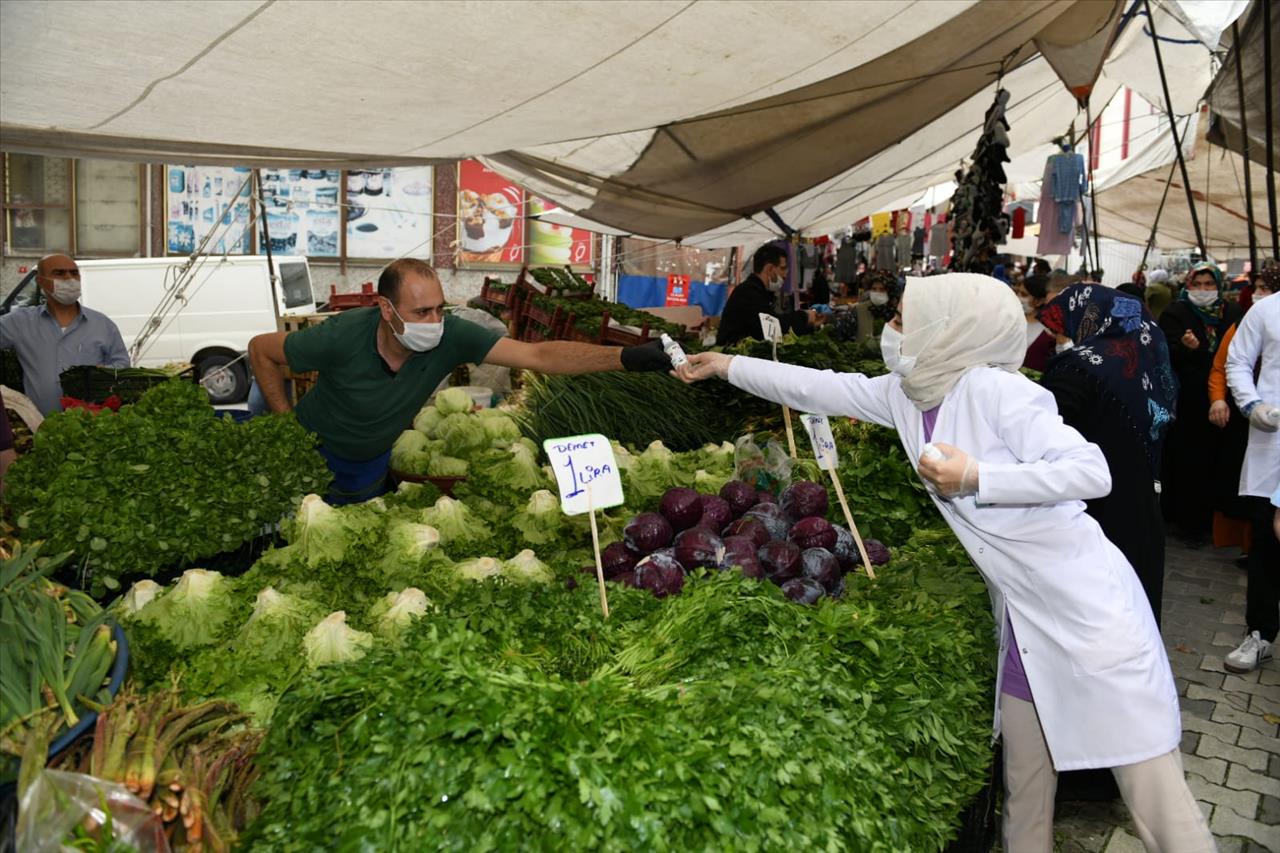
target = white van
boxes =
[1,255,317,403]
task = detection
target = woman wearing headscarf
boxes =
[675,274,1212,853]
[1145,269,1174,320]
[858,270,900,357]
[1039,284,1177,623]
[1158,261,1244,543]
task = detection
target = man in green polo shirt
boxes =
[249,258,670,503]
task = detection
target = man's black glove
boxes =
[620,340,672,372]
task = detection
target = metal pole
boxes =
[1086,99,1102,276]
[1144,0,1205,256]
[1141,159,1179,271]
[1232,20,1258,273]
[254,170,282,326]
[1263,0,1278,258]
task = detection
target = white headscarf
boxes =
[897,273,1026,411]
[1147,269,1170,284]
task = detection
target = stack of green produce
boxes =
[527,292,687,341]
[5,381,332,596]
[1,543,118,783]
[389,387,522,478]
[44,685,264,852]
[527,266,593,295]
[243,559,993,851]
[113,428,993,848]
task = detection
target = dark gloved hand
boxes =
[620,340,672,372]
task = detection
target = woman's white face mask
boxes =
[869,291,890,306]
[882,318,945,378]
[880,324,905,373]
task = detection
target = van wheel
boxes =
[197,354,249,405]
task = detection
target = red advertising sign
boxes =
[665,274,691,306]
[457,160,524,267]
[528,195,595,268]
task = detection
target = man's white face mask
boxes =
[45,276,81,305]
[386,300,444,352]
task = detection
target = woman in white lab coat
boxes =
[677,273,1214,853]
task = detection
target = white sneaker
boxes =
[1224,631,1273,674]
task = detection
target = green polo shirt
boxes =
[284,308,501,461]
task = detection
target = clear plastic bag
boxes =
[733,434,794,493]
[17,768,170,853]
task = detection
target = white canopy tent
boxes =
[0,0,1249,249]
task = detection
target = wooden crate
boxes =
[279,312,335,404]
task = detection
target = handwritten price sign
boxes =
[758,313,783,343]
[543,434,624,515]
[801,414,838,471]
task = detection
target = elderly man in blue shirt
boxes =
[0,253,130,414]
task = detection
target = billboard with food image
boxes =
[457,160,524,267]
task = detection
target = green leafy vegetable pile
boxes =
[390,390,523,478]
[244,563,994,851]
[5,381,332,596]
[0,542,117,783]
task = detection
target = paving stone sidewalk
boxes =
[1053,540,1280,853]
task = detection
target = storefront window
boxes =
[75,159,142,255]
[3,153,72,254]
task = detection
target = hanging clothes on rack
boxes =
[1037,144,1083,256]
[894,230,913,268]
[835,238,859,284]
[929,220,950,256]
[875,232,897,271]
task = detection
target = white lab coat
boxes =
[728,356,1180,771]
[1225,295,1280,498]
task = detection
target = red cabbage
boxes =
[698,495,733,531]
[659,487,703,531]
[718,481,758,517]
[800,548,841,592]
[721,535,764,578]
[780,480,829,521]
[624,512,673,553]
[788,517,837,551]
[755,490,777,505]
[721,516,769,550]
[832,525,859,573]
[601,541,641,580]
[673,528,725,572]
[743,503,789,541]
[781,577,826,605]
[864,538,892,567]
[758,540,801,584]
[634,551,685,597]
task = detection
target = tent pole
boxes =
[1231,20,1258,273]
[1263,0,1278,259]
[1144,0,1205,257]
[1086,99,1102,276]
[1140,160,1178,272]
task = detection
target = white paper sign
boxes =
[758,313,783,344]
[801,414,838,471]
[542,434,624,515]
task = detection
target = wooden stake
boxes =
[587,484,610,618]
[828,468,876,581]
[771,338,798,458]
[782,407,798,459]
